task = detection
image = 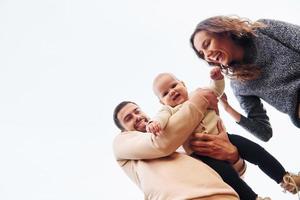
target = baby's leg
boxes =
[228,134,286,183]
[191,153,257,200]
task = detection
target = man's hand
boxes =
[146,121,162,136]
[190,88,219,115]
[189,120,239,164]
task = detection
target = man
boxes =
[113,89,244,200]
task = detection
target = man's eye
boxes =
[135,109,140,114]
[171,83,177,88]
[124,115,132,122]
[162,91,168,97]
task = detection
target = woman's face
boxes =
[193,30,244,66]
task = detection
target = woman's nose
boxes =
[204,50,214,62]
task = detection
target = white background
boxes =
[0,0,299,199]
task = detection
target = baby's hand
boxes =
[210,66,224,80]
[146,121,162,136]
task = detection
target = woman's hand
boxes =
[219,93,242,122]
[219,93,230,110]
[190,120,239,164]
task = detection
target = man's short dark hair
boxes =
[113,101,137,131]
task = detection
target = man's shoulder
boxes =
[114,130,143,137]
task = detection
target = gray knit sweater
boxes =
[230,19,300,141]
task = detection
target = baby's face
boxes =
[153,74,188,107]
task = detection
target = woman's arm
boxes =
[234,94,273,141]
[219,93,242,122]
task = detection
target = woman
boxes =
[189,15,300,141]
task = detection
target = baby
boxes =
[148,68,224,154]
[147,67,300,200]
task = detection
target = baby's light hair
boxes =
[152,72,179,97]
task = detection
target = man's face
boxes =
[117,103,149,132]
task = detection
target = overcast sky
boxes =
[0,0,300,199]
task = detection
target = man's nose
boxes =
[135,115,141,121]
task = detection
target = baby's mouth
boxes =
[173,93,180,101]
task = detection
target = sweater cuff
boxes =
[232,157,247,177]
[236,115,247,125]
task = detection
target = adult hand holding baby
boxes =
[190,120,239,164]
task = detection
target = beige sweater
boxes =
[113,97,239,200]
[152,79,225,155]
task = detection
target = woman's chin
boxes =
[221,60,229,66]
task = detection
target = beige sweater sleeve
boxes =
[113,97,208,161]
[151,105,174,129]
[207,78,225,97]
